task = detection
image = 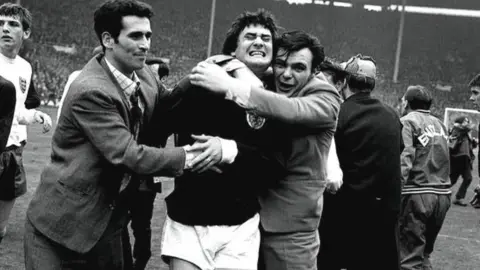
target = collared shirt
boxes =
[103,59,238,170]
[105,59,146,191]
[105,59,145,113]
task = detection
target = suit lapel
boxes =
[97,55,157,127]
[98,56,132,117]
[136,68,156,125]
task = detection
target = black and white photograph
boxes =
[1,0,480,269]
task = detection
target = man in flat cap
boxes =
[398,85,451,270]
[318,55,403,270]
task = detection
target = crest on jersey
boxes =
[246,111,266,129]
[19,77,27,93]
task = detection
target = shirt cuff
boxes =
[182,145,195,169]
[225,80,252,108]
[16,108,37,125]
[219,138,238,164]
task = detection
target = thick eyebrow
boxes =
[292,62,307,69]
[244,32,271,38]
[128,30,152,38]
[0,19,21,25]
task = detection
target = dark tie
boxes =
[130,86,142,135]
[120,86,143,194]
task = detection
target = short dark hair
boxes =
[404,85,432,110]
[454,115,469,124]
[319,58,347,84]
[273,30,325,73]
[94,0,154,49]
[0,3,32,31]
[345,74,375,92]
[343,54,377,92]
[146,57,169,79]
[222,9,278,55]
[468,73,480,88]
[344,58,375,93]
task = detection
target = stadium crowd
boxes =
[1,0,480,270]
[0,0,477,116]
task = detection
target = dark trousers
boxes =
[318,191,400,270]
[123,189,157,270]
[398,193,450,270]
[24,207,129,270]
[258,228,319,270]
[450,156,473,200]
[317,192,344,270]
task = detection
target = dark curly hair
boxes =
[0,3,32,31]
[94,0,154,50]
[222,9,278,56]
[274,30,325,73]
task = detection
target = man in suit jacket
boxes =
[123,57,170,270]
[57,46,103,122]
[190,30,341,270]
[319,55,404,270]
[24,1,201,269]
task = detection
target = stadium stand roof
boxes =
[335,0,480,10]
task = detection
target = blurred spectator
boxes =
[3,0,478,126]
[448,116,477,206]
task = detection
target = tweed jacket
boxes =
[26,54,185,253]
[242,77,341,232]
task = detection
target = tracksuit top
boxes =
[400,110,451,195]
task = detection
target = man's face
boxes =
[106,16,151,75]
[470,86,480,110]
[234,24,273,73]
[0,15,30,57]
[273,47,313,95]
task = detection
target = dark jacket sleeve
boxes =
[25,77,41,109]
[0,79,16,152]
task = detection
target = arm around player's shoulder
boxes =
[247,76,341,129]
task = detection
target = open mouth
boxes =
[1,36,12,41]
[278,81,294,89]
[249,51,266,57]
